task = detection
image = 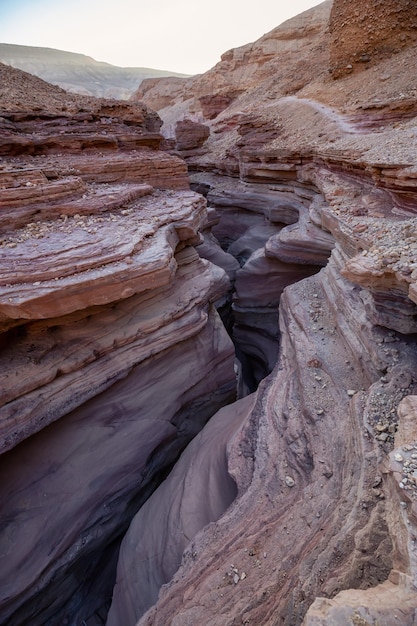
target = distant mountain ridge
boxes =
[0,43,189,99]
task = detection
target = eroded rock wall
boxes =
[108,152,417,626]
[3,1,417,625]
[0,68,236,624]
[105,2,417,623]
[106,394,256,626]
[189,172,334,391]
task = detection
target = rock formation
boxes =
[174,119,210,156]
[104,1,417,624]
[0,65,236,624]
[3,1,417,625]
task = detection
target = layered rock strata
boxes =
[106,393,256,626]
[3,2,417,625]
[0,69,236,624]
[109,161,417,626]
[200,176,334,389]
[106,2,417,624]
[174,119,210,155]
[126,255,417,626]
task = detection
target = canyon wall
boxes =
[2,1,417,625]
[109,144,417,625]
[106,1,417,624]
[0,65,236,624]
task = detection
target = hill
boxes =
[0,43,189,99]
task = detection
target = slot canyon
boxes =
[2,1,417,625]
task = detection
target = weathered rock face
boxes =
[132,76,189,113]
[193,174,334,390]
[0,67,236,624]
[4,3,417,626]
[329,0,417,78]
[105,2,417,626]
[174,118,210,157]
[130,259,417,626]
[106,394,256,626]
[113,174,417,625]
[199,93,241,120]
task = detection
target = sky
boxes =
[0,0,323,75]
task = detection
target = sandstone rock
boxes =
[0,296,235,625]
[133,258,417,626]
[199,92,241,119]
[0,64,237,624]
[106,394,256,626]
[303,583,417,625]
[0,188,206,327]
[104,4,417,623]
[132,76,189,113]
[3,2,417,625]
[174,118,210,151]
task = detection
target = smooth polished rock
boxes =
[0,63,237,625]
[136,262,417,626]
[0,250,232,453]
[0,264,236,625]
[106,394,256,626]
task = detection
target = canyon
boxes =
[1,1,417,625]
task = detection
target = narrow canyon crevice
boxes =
[0,161,329,625]
[3,2,417,625]
[194,172,334,394]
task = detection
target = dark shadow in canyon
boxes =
[193,174,333,395]
[1,176,333,626]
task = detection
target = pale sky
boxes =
[0,0,323,75]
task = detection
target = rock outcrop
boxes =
[174,118,210,156]
[3,2,417,626]
[0,67,236,624]
[106,394,256,626]
[105,2,417,625]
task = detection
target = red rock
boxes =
[0,290,235,624]
[3,2,417,625]
[105,4,417,625]
[174,118,210,152]
[129,259,417,626]
[199,93,240,119]
[0,189,206,326]
[0,64,237,624]
[106,394,256,626]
